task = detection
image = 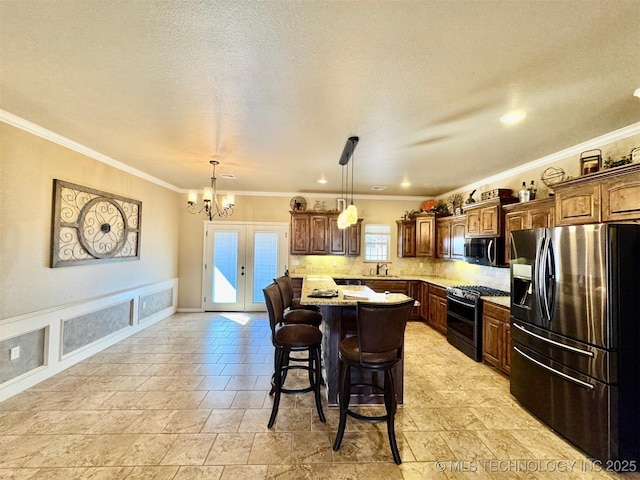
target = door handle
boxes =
[514,346,594,390]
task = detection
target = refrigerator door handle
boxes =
[539,237,553,321]
[512,322,594,357]
[514,346,595,390]
[535,237,546,320]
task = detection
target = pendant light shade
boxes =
[345,204,358,224]
[337,210,349,229]
[337,136,359,228]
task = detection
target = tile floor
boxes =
[0,312,635,479]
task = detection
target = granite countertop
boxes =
[300,276,414,306]
[294,273,511,309]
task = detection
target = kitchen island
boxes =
[300,276,415,406]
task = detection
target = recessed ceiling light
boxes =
[500,110,527,125]
[317,178,327,184]
[371,186,387,191]
[401,181,411,188]
[634,87,640,99]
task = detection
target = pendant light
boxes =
[337,159,349,229]
[338,136,359,228]
[345,149,358,225]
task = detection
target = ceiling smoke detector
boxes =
[371,186,387,191]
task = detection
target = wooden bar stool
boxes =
[263,283,325,428]
[332,299,414,464]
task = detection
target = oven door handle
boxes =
[513,346,594,390]
[512,322,594,357]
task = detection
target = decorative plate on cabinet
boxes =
[421,199,437,212]
[290,196,307,211]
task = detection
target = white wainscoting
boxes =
[0,278,178,402]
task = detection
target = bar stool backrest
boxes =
[356,299,414,363]
[274,275,293,310]
[263,283,285,343]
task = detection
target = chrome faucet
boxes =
[376,263,388,275]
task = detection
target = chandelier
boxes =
[337,136,359,229]
[187,160,235,220]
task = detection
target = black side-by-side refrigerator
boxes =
[510,223,640,462]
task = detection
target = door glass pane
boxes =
[253,231,279,303]
[213,231,238,303]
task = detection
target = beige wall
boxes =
[0,123,180,320]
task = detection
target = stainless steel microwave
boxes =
[463,237,505,267]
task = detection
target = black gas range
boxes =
[446,285,510,361]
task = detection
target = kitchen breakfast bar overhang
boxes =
[300,276,416,406]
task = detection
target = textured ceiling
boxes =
[1,0,639,197]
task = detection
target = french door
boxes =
[203,222,289,311]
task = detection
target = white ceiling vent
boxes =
[371,186,387,191]
[220,173,236,179]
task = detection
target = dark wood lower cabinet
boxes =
[482,301,510,375]
[427,284,447,334]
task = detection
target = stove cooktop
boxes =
[449,285,510,298]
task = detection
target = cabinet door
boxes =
[396,221,416,257]
[436,218,451,258]
[428,293,439,331]
[466,210,480,236]
[290,215,310,254]
[503,323,511,374]
[345,221,361,256]
[450,218,466,259]
[416,216,436,257]
[555,184,601,225]
[479,205,500,236]
[529,205,555,229]
[504,211,528,266]
[408,281,421,318]
[428,284,448,334]
[328,216,346,255]
[482,315,501,368]
[419,282,429,322]
[436,296,447,333]
[601,176,640,222]
[309,215,329,254]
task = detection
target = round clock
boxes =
[290,196,307,211]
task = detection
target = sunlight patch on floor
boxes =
[221,312,252,325]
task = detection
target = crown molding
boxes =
[440,122,640,198]
[4,109,638,201]
[0,109,181,193]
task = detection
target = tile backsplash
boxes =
[288,256,510,291]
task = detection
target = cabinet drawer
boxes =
[483,301,509,322]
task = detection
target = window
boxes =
[364,224,391,262]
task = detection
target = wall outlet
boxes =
[419,262,424,268]
[10,346,20,361]
[332,260,337,267]
[142,301,147,309]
